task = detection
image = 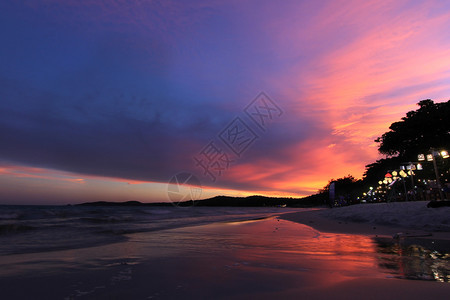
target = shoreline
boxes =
[279,201,450,240]
[280,209,400,236]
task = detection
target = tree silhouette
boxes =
[366,99,450,191]
[375,99,450,160]
[363,157,402,185]
[319,175,364,205]
[316,99,450,203]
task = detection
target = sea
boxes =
[0,205,296,256]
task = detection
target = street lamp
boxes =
[418,148,448,201]
[400,162,417,201]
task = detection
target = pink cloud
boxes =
[247,0,450,193]
[4,0,450,201]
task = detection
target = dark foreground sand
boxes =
[3,250,448,300]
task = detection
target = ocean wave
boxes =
[0,213,20,220]
[0,206,297,255]
[79,216,135,223]
[0,223,35,234]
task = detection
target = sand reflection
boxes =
[169,217,449,286]
[375,237,450,282]
[162,217,385,289]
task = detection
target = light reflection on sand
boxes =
[161,217,382,283]
[375,237,450,282]
[1,216,449,299]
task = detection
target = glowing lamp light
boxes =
[417,163,423,170]
[441,150,449,159]
[392,171,398,176]
[378,181,383,185]
[399,170,407,178]
[426,154,433,161]
[383,180,388,184]
[418,154,425,161]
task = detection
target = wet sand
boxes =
[1,212,449,299]
[278,206,450,299]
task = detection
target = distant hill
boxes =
[76,194,327,207]
[76,200,145,207]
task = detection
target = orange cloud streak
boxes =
[0,164,148,185]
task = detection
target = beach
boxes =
[282,201,450,237]
[0,202,449,299]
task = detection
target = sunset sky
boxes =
[2,0,450,204]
